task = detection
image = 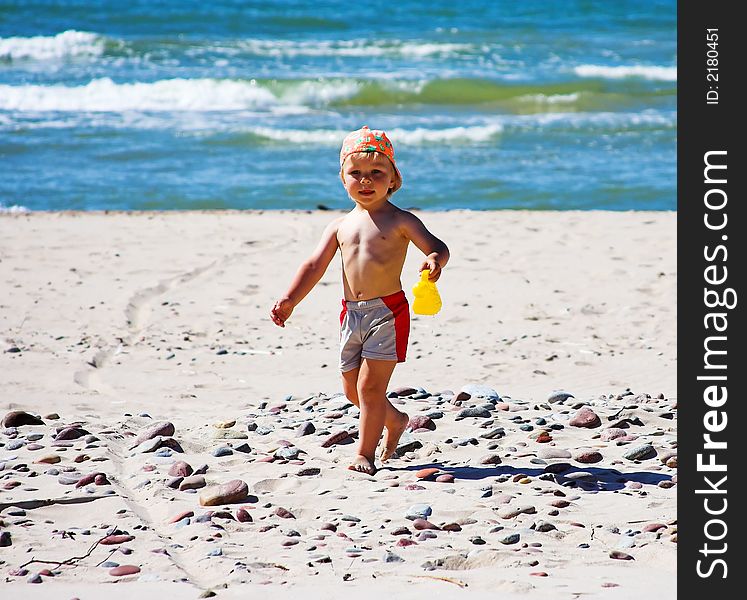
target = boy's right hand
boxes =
[270,297,294,327]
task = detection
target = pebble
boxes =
[575,451,603,464]
[296,421,315,436]
[538,448,571,459]
[6,440,25,450]
[480,427,506,440]
[55,426,88,441]
[321,431,350,447]
[168,461,193,477]
[609,550,635,560]
[600,427,628,441]
[547,391,574,403]
[543,462,571,474]
[408,416,436,431]
[0,531,11,546]
[623,444,656,461]
[212,447,233,457]
[179,475,206,491]
[405,504,432,520]
[455,407,492,420]
[500,533,520,544]
[275,446,300,460]
[236,508,253,522]
[58,475,81,485]
[460,384,500,401]
[27,573,43,583]
[412,518,439,530]
[396,538,417,547]
[435,474,454,483]
[569,408,601,428]
[479,453,502,465]
[110,565,141,576]
[2,411,44,427]
[396,435,423,454]
[297,467,321,476]
[101,535,135,545]
[34,454,61,464]
[167,510,194,524]
[199,479,249,506]
[274,507,296,519]
[497,507,522,519]
[383,550,404,563]
[393,386,418,397]
[416,467,440,480]
[212,430,248,440]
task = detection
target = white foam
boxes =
[518,93,580,104]
[574,64,677,81]
[0,203,30,214]
[0,30,105,61]
[249,124,503,145]
[0,78,281,112]
[236,39,471,58]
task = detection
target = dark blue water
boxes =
[0,0,676,211]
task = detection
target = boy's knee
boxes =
[357,379,384,399]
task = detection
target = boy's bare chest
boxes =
[337,220,406,256]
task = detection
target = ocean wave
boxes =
[1,77,611,112]
[0,78,288,112]
[0,30,106,61]
[574,64,677,81]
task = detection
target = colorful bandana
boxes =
[339,125,402,188]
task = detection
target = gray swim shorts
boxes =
[339,290,410,372]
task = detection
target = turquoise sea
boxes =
[0,1,676,211]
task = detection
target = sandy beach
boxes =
[0,210,676,598]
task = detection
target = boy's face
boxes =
[340,153,395,207]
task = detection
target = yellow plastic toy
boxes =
[412,269,442,315]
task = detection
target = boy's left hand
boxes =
[419,259,442,282]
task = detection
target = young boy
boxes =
[270,126,449,475]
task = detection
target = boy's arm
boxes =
[270,217,341,327]
[399,212,450,282]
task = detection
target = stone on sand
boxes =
[199,479,249,506]
[569,408,601,428]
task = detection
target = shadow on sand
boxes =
[383,462,671,491]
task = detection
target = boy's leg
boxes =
[341,366,409,463]
[348,358,407,474]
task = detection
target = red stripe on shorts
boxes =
[381,290,410,362]
[339,299,347,326]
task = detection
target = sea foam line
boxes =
[0,30,105,60]
[574,64,677,81]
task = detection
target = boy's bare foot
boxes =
[348,455,377,475]
[380,411,409,462]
